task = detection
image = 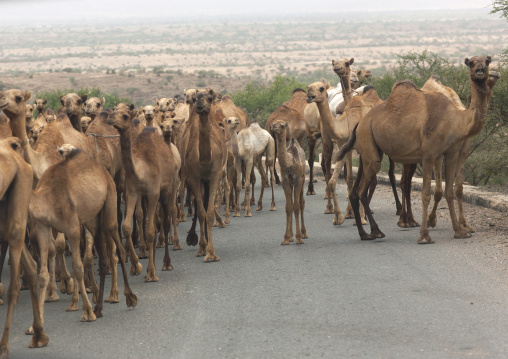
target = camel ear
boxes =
[486,56,492,66]
[23,91,32,101]
[349,58,354,65]
[43,99,47,105]
[129,104,135,111]
[60,95,64,106]
[464,58,471,67]
[101,97,105,105]
[81,94,88,103]
[332,59,336,65]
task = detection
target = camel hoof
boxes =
[454,230,471,239]
[179,217,187,222]
[306,190,316,195]
[60,278,74,295]
[29,330,49,348]
[172,243,183,251]
[244,212,252,217]
[225,218,231,224]
[410,220,420,228]
[186,232,199,246]
[45,292,60,302]
[66,303,79,312]
[462,224,475,233]
[138,250,148,259]
[296,239,304,244]
[417,233,435,244]
[372,229,385,239]
[26,326,34,335]
[333,214,346,226]
[130,262,143,276]
[81,310,97,322]
[162,264,174,271]
[125,292,138,307]
[204,254,220,262]
[144,273,159,282]
[105,293,120,303]
[156,241,165,248]
[270,206,276,211]
[428,216,437,228]
[233,213,241,217]
[360,234,376,241]
[397,221,410,228]
[302,233,308,239]
[256,205,262,211]
[281,240,290,245]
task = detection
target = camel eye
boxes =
[15,96,22,103]
[96,103,101,108]
[345,62,349,67]
[122,114,129,121]
[77,100,82,105]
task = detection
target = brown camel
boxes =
[0,112,11,139]
[84,96,105,120]
[337,56,497,244]
[26,103,34,127]
[60,93,88,132]
[29,145,137,323]
[30,113,47,144]
[211,95,248,139]
[180,89,226,261]
[0,137,48,357]
[270,120,307,245]
[108,107,181,280]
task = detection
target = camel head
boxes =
[184,89,197,104]
[171,117,185,131]
[156,97,175,112]
[60,93,87,117]
[141,105,156,121]
[114,103,136,119]
[162,110,175,123]
[356,69,372,81]
[107,109,132,132]
[57,143,77,160]
[270,120,288,137]
[306,82,328,104]
[45,109,56,124]
[0,89,32,119]
[332,58,354,78]
[159,119,173,139]
[84,97,105,116]
[80,116,93,132]
[223,117,240,132]
[26,103,34,121]
[465,55,491,82]
[193,89,215,114]
[34,99,47,113]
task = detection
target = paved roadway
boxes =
[4,178,508,359]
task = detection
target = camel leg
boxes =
[144,193,160,282]
[345,151,355,218]
[350,156,384,240]
[428,155,444,228]
[256,158,268,212]
[25,222,50,336]
[243,160,254,217]
[299,179,308,239]
[86,221,106,319]
[0,241,7,305]
[204,179,221,263]
[122,192,143,276]
[135,198,148,259]
[55,233,73,296]
[177,177,187,223]
[83,229,99,305]
[103,185,137,308]
[186,188,193,217]
[293,177,304,245]
[224,169,232,224]
[306,137,316,195]
[67,226,96,321]
[160,191,174,271]
[322,144,333,213]
[404,164,419,227]
[45,235,59,303]
[329,155,346,226]
[170,178,182,250]
[250,170,256,206]
[233,161,242,217]
[417,158,436,244]
[157,204,166,248]
[397,165,410,228]
[268,160,276,211]
[104,234,119,304]
[388,158,402,215]
[444,152,470,239]
[273,135,281,185]
[455,144,474,233]
[281,181,294,245]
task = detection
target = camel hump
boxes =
[391,79,419,92]
[292,88,306,94]
[141,127,157,135]
[430,74,441,83]
[362,85,376,94]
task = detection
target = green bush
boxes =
[230,74,306,127]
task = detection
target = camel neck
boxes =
[118,128,137,180]
[275,133,289,169]
[339,75,353,104]
[68,113,82,132]
[465,79,491,138]
[8,111,28,142]
[198,112,212,162]
[316,100,341,140]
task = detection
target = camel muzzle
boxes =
[306,96,316,104]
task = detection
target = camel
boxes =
[270,120,307,245]
[180,89,226,262]
[225,117,276,217]
[84,96,105,120]
[30,113,48,144]
[60,93,88,132]
[81,116,93,132]
[0,112,11,139]
[108,107,181,279]
[0,137,48,357]
[156,97,176,114]
[140,105,163,134]
[29,144,137,324]
[26,103,34,127]
[336,55,497,244]
[307,84,384,225]
[174,98,190,123]
[211,95,248,140]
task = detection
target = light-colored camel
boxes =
[225,117,276,217]
[26,103,34,127]
[84,96,105,120]
[0,112,11,139]
[337,56,497,244]
[30,113,47,143]
[140,105,163,134]
[156,97,176,114]
[180,89,226,262]
[270,120,307,245]
[81,116,93,132]
[0,137,49,357]
[174,98,190,123]
[108,107,181,279]
[29,145,137,324]
[60,93,88,132]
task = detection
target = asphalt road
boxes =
[4,178,508,359]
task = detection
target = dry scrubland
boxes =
[0,9,506,104]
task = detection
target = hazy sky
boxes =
[1,0,495,25]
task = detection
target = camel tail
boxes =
[336,123,358,162]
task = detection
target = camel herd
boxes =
[0,54,499,357]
